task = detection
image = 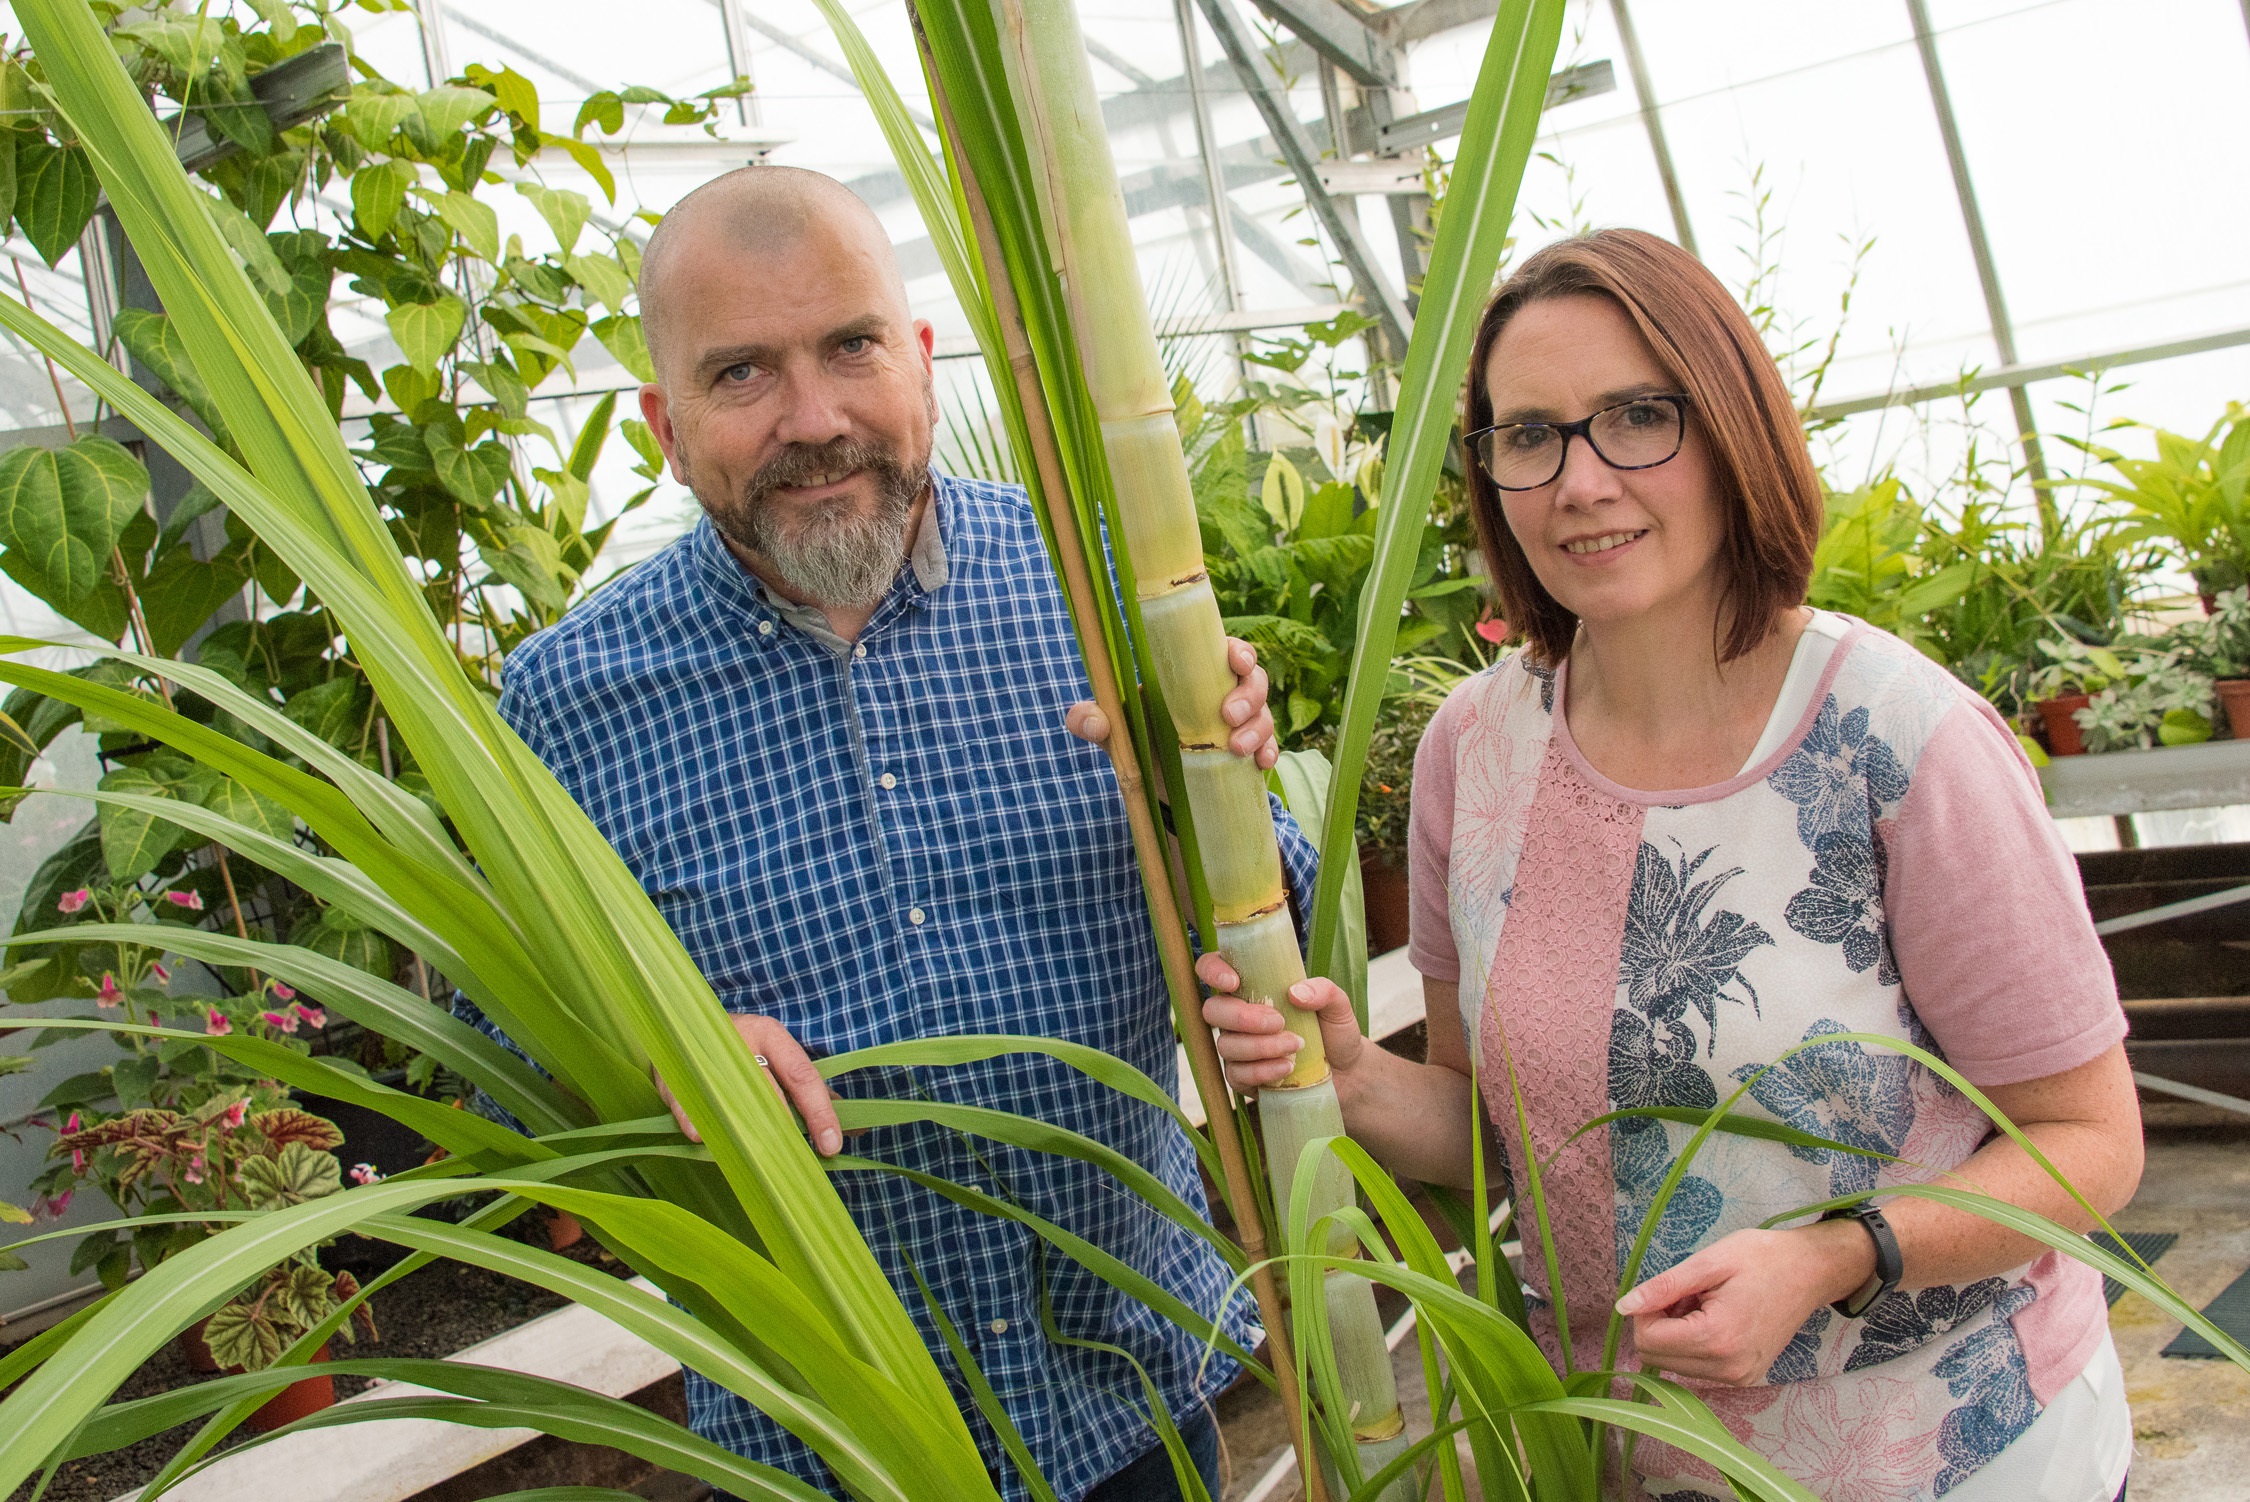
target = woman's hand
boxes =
[1196,952,1364,1093]
[1616,1220,1875,1385]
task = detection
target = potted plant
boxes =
[2068,404,2250,611]
[2179,585,2250,738]
[2025,638,2132,755]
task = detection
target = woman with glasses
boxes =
[1201,230,2140,1502]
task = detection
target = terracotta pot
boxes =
[176,1315,220,1374]
[544,1208,583,1251]
[2036,694,2093,756]
[1358,845,1411,956]
[241,1341,334,1433]
[2218,679,2250,740]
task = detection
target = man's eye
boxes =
[839,336,872,355]
[722,363,756,383]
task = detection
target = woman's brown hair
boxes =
[1462,228,1823,665]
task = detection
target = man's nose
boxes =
[769,370,855,448]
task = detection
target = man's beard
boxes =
[692,436,929,608]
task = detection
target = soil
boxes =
[2,1213,635,1502]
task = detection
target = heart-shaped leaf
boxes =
[351,158,413,242]
[202,776,295,844]
[416,84,497,140]
[564,250,632,314]
[515,182,589,255]
[385,295,466,375]
[14,137,94,267]
[113,308,229,444]
[341,86,418,148]
[95,763,187,883]
[0,437,148,604]
[590,314,654,382]
[437,190,499,264]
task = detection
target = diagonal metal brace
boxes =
[1193,0,1412,351]
[1245,0,1398,86]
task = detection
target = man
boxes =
[473,166,1317,1500]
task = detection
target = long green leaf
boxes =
[1307,0,1566,970]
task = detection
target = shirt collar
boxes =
[690,479,956,652]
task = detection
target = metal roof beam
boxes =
[1245,0,1398,86]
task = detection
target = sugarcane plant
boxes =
[4,2,2245,1501]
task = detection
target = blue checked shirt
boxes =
[465,474,1319,1501]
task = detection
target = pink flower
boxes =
[56,888,90,914]
[1474,617,1512,645]
[204,1008,232,1037]
[163,890,205,912]
[261,1010,298,1034]
[96,973,122,1009]
[71,1145,85,1173]
[348,1163,382,1186]
[293,1003,326,1029]
[222,1100,247,1130]
[64,1111,81,1134]
[270,982,297,1001]
[151,962,170,984]
[183,1154,205,1185]
[36,1190,72,1218]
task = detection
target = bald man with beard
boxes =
[458,167,1321,1501]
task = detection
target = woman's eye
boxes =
[1617,402,1664,428]
[1503,426,1553,452]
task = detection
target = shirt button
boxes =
[757,621,774,637]
[907,907,926,926]
[853,644,867,660]
[988,1318,1008,1335]
[879,772,897,790]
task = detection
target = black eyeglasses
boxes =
[1465,393,1692,492]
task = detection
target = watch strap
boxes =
[1821,1204,1902,1318]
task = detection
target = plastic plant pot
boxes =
[2037,694,2094,756]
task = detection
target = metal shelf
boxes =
[2040,738,2250,819]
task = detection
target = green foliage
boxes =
[2068,403,2250,601]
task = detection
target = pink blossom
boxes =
[293,1003,326,1029]
[163,890,205,912]
[270,982,297,1001]
[36,1190,72,1218]
[56,888,90,914]
[348,1163,382,1186]
[261,1010,299,1034]
[96,973,122,1009]
[1474,617,1512,645]
[71,1145,85,1173]
[222,1100,247,1130]
[183,1154,205,1185]
[204,1008,232,1037]
[151,962,170,984]
[64,1111,80,1134]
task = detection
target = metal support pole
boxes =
[1607,0,1696,257]
[716,0,764,128]
[1175,0,1253,397]
[1194,0,1411,351]
[417,0,453,87]
[1904,0,2053,532]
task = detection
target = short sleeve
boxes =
[1406,693,1466,982]
[1882,699,2124,1087]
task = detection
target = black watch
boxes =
[1820,1203,1902,1318]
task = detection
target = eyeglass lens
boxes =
[1476,398,1685,490]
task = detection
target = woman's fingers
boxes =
[1195,952,1239,994]
[654,1073,702,1145]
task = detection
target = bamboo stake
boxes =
[912,23,1326,1495]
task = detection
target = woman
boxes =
[1201,229,2142,1502]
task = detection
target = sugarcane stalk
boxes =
[912,20,1326,1489]
[989,0,1409,1488]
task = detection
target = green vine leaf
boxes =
[385,295,467,375]
[351,158,412,242]
[437,190,499,264]
[415,84,497,141]
[14,136,94,266]
[564,250,631,315]
[590,314,654,382]
[515,181,589,255]
[0,436,149,605]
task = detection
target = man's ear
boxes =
[638,383,689,485]
[914,318,935,375]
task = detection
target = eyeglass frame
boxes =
[1464,392,1694,492]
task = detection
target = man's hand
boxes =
[1066,636,1279,770]
[655,1012,845,1156]
[1615,1221,1877,1384]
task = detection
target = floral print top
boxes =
[1406,615,2125,1501]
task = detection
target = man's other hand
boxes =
[1066,636,1279,769]
[654,1013,845,1156]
